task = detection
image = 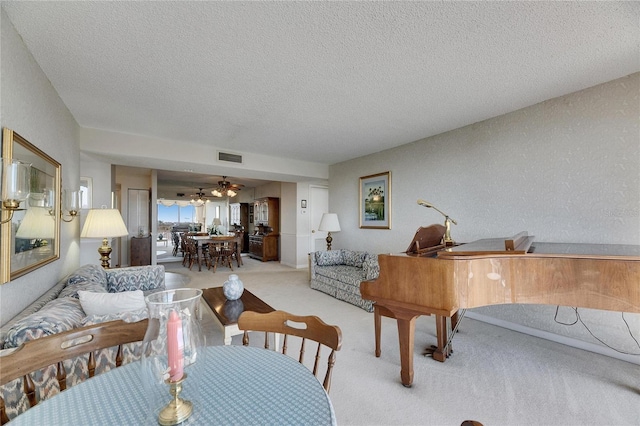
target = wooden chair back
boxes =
[237,310,342,393]
[183,237,200,270]
[0,319,148,424]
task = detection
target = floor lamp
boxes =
[318,213,341,251]
[81,208,129,268]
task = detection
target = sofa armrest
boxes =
[309,251,319,279]
[105,265,165,293]
[363,254,380,280]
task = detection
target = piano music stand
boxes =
[405,224,446,256]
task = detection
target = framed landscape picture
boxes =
[359,171,391,229]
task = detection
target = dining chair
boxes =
[208,242,223,272]
[183,237,200,270]
[230,240,242,267]
[212,242,235,271]
[0,319,148,425]
[237,310,342,393]
[171,232,181,257]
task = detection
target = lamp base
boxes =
[325,232,333,251]
[98,238,113,269]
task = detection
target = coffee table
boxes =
[201,287,278,346]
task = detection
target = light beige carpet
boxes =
[161,259,640,425]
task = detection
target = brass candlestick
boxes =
[158,373,193,426]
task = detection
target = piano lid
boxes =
[438,231,640,260]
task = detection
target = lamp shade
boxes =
[318,213,341,233]
[81,208,128,238]
[213,218,222,226]
[16,207,55,239]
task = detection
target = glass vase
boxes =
[141,288,205,425]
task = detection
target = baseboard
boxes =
[465,311,640,365]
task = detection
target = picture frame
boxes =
[249,214,253,224]
[359,171,391,229]
[80,177,92,209]
[249,205,254,214]
[301,199,307,208]
[1,128,61,284]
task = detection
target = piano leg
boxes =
[374,306,382,357]
[374,305,396,358]
[432,315,450,362]
[395,313,419,387]
[424,314,455,362]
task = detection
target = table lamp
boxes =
[81,208,129,268]
[318,213,341,251]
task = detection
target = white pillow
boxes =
[78,290,146,317]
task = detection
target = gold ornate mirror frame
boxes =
[1,128,61,284]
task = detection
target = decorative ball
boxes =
[223,274,244,300]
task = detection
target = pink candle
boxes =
[167,310,184,382]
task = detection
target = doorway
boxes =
[309,186,329,253]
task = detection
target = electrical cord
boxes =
[554,306,640,356]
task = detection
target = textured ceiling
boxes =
[3,2,639,169]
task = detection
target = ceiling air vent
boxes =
[218,151,243,164]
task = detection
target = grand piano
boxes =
[360,227,640,387]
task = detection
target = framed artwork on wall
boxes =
[80,177,92,209]
[249,214,253,224]
[359,171,391,229]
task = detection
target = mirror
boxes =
[1,128,61,284]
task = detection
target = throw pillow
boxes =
[343,250,366,268]
[59,281,107,299]
[315,250,345,266]
[82,308,149,327]
[66,264,108,288]
[78,290,146,317]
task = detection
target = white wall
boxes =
[78,153,112,266]
[0,9,81,325]
[330,74,640,357]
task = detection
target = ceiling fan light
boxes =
[228,189,237,197]
[212,190,222,197]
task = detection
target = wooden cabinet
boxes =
[249,234,279,262]
[249,197,280,261]
[229,203,249,228]
[130,235,151,266]
[252,197,279,233]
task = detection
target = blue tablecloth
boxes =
[10,345,336,425]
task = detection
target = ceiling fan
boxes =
[211,176,244,198]
[189,188,210,203]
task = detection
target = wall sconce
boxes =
[1,159,31,224]
[61,189,81,222]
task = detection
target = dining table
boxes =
[8,345,336,425]
[193,234,243,269]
